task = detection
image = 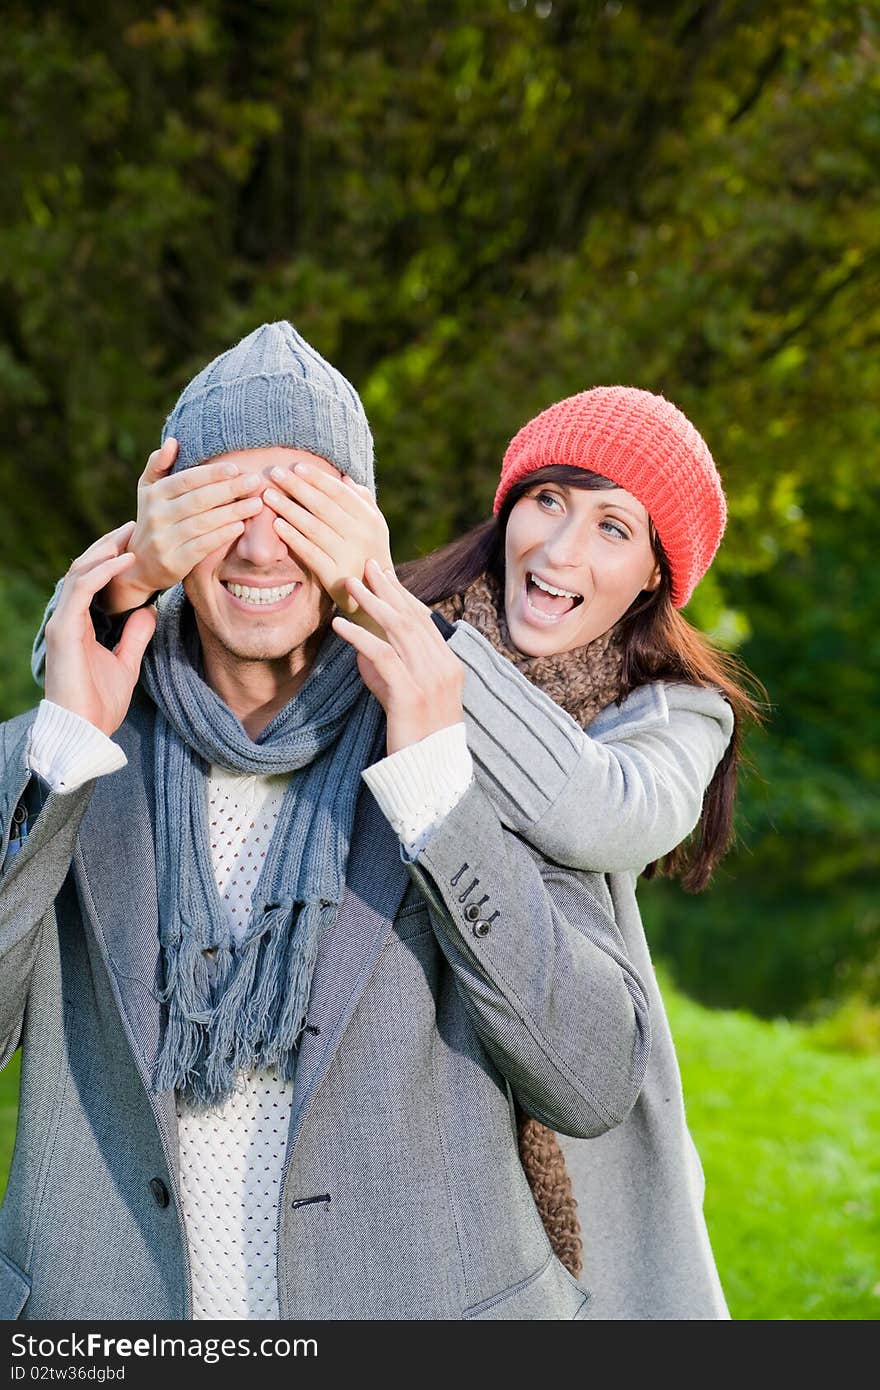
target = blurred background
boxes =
[1,0,878,1318]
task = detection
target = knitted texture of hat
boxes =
[162,321,374,493]
[494,387,726,607]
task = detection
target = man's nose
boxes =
[233,494,290,567]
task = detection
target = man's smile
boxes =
[220,579,302,612]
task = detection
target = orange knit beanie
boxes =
[494,387,726,607]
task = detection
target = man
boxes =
[0,322,649,1319]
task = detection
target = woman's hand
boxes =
[44,523,158,738]
[263,463,393,628]
[99,438,264,613]
[331,558,464,755]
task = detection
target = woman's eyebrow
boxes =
[594,497,648,526]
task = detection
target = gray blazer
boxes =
[449,622,734,1319]
[0,693,650,1321]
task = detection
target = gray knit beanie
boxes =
[161,321,374,493]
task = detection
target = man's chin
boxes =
[217,615,333,666]
[218,633,312,664]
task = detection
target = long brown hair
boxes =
[399,464,766,892]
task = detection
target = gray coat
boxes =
[0,693,650,1321]
[449,622,734,1320]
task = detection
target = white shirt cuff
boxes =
[27,700,128,793]
[362,723,473,860]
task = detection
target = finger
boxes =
[158,457,250,502]
[267,467,361,534]
[331,618,393,704]
[113,518,138,546]
[365,559,434,618]
[361,558,421,614]
[54,552,139,624]
[342,575,397,628]
[291,465,385,528]
[170,492,263,536]
[336,475,391,531]
[289,461,363,508]
[341,476,374,498]
[139,438,179,486]
[270,516,340,593]
[114,605,158,680]
[331,615,397,666]
[175,518,248,568]
[67,521,138,575]
[349,569,446,668]
[264,489,343,554]
[164,471,263,522]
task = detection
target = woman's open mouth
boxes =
[523,571,584,623]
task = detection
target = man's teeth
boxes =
[530,573,581,600]
[224,582,297,605]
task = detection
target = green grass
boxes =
[665,981,880,1320]
[1,983,878,1319]
[0,1051,19,1192]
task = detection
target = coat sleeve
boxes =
[448,619,734,874]
[406,778,651,1139]
[0,711,94,1064]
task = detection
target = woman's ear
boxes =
[644,563,662,592]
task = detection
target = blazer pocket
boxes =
[0,1250,30,1320]
[463,1253,592,1320]
[392,893,433,943]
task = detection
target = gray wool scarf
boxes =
[139,586,384,1107]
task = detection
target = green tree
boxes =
[2,0,878,1014]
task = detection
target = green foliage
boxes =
[1,0,878,1014]
[0,575,50,719]
[808,995,880,1056]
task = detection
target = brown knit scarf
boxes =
[436,572,625,1279]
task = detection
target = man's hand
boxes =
[98,438,264,614]
[263,463,393,632]
[44,523,158,738]
[331,559,464,755]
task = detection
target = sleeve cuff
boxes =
[28,700,128,793]
[362,722,474,858]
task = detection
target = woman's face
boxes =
[504,481,661,656]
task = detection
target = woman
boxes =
[290,386,763,1319]
[48,385,761,1318]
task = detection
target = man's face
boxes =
[183,445,341,669]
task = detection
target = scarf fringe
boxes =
[153,900,331,1107]
[261,901,329,1067]
[153,927,216,1096]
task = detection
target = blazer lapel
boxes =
[288,784,410,1146]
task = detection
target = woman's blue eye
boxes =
[600,519,629,540]
[536,491,562,510]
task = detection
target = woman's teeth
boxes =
[530,574,581,600]
[525,572,582,620]
[224,581,298,606]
